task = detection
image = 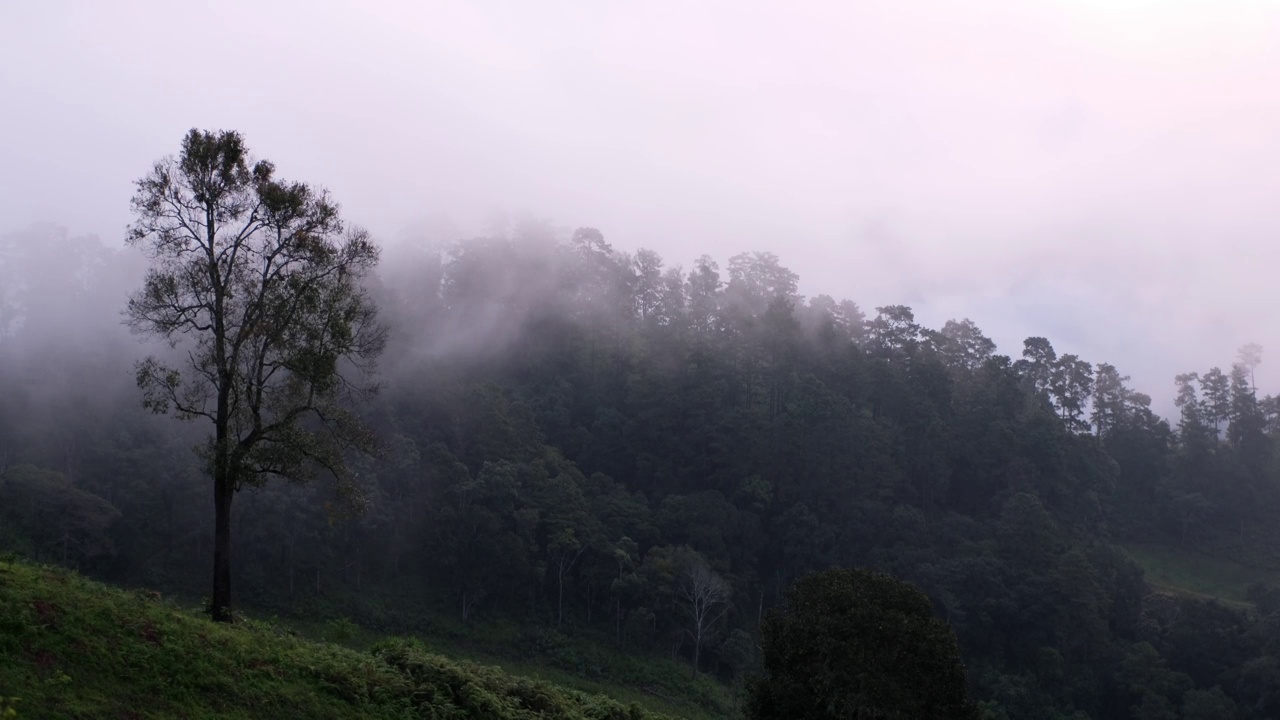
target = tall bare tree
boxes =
[1237,343,1263,392]
[125,129,385,621]
[678,553,731,677]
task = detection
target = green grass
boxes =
[243,582,737,720]
[1122,543,1280,607]
[277,614,735,720]
[0,557,685,719]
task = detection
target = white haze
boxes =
[3,0,1280,411]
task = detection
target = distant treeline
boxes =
[3,222,1280,719]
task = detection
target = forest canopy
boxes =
[3,215,1280,719]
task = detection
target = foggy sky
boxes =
[3,0,1280,410]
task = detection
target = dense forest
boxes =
[4,216,1280,719]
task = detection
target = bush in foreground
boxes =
[746,567,978,720]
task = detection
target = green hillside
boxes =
[1123,543,1280,607]
[0,558,678,720]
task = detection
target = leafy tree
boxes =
[997,493,1060,568]
[1119,641,1193,714]
[527,456,598,626]
[1199,367,1230,434]
[803,295,866,348]
[429,459,539,622]
[1225,364,1269,539]
[609,536,642,646]
[725,251,800,316]
[547,527,587,627]
[124,129,385,620]
[0,464,120,566]
[868,305,920,356]
[656,265,690,331]
[1262,394,1280,435]
[632,249,664,323]
[1181,686,1240,720]
[1168,491,1211,542]
[1132,692,1178,720]
[686,255,722,336]
[1092,363,1130,438]
[634,545,684,653]
[1173,372,1211,451]
[1014,337,1057,396]
[935,318,996,371]
[746,567,978,720]
[1228,364,1266,458]
[1049,354,1093,433]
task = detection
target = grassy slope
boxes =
[1122,543,1280,607]
[0,559,686,720]
[278,614,733,720]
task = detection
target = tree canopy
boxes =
[747,567,978,720]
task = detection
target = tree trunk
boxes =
[211,475,234,622]
[557,565,566,627]
[208,201,233,623]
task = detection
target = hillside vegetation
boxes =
[9,217,1280,718]
[1123,544,1280,606]
[0,558,673,720]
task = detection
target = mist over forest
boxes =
[5,2,1280,720]
[7,2,1280,408]
[5,210,1280,718]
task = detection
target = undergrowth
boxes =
[0,558,681,719]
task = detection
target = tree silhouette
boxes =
[125,129,385,621]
